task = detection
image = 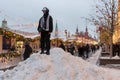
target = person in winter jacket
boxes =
[23,42,32,60]
[37,7,53,55]
[67,43,75,55]
[59,41,65,51]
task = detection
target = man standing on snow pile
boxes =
[37,7,53,55]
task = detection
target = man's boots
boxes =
[46,51,50,55]
[40,50,44,54]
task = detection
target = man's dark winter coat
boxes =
[37,15,53,33]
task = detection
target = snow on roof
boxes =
[0,24,40,39]
[10,28,39,38]
[0,48,120,80]
[0,26,40,39]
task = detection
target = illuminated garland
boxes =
[0,51,21,58]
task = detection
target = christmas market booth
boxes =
[0,20,40,64]
[0,19,41,70]
[0,27,40,53]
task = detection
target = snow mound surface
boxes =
[1,48,120,80]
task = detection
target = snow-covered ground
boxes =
[0,48,120,80]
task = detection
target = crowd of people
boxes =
[59,41,100,59]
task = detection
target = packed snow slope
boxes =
[0,48,120,80]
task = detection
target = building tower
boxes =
[85,26,88,37]
[1,19,8,29]
[55,20,58,38]
[75,25,79,36]
[113,0,120,43]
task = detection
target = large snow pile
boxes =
[0,48,120,80]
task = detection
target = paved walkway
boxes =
[86,48,102,65]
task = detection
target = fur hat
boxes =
[42,7,49,12]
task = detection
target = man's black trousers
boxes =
[40,32,50,53]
